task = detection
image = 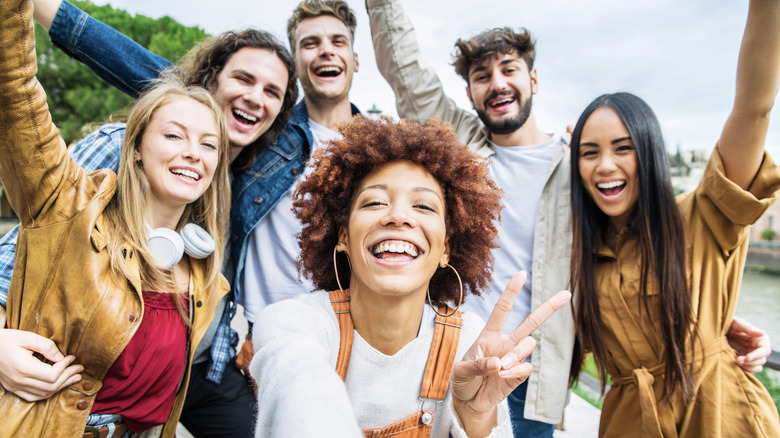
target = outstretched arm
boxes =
[451,272,571,436]
[33,0,172,98]
[717,0,780,189]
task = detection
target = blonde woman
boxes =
[0,0,231,436]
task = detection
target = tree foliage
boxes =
[34,0,209,145]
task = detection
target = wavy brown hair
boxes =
[177,29,298,173]
[286,0,357,52]
[452,27,536,85]
[293,117,502,306]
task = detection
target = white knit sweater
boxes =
[249,291,512,437]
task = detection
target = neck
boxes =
[348,284,426,356]
[490,113,551,147]
[304,95,353,129]
[228,143,243,163]
[146,203,185,230]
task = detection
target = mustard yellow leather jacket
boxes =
[0,1,229,436]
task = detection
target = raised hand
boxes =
[451,271,571,436]
[726,317,771,373]
[0,328,83,402]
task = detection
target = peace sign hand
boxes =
[450,271,571,436]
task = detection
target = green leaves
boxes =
[35,0,209,145]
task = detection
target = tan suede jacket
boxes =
[0,1,229,436]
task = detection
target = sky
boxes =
[90,0,780,158]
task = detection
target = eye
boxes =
[616,144,634,152]
[415,203,436,212]
[266,88,282,100]
[579,149,597,158]
[165,133,182,140]
[361,200,386,208]
[202,141,218,150]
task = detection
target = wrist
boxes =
[453,400,497,438]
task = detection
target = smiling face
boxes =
[137,96,220,215]
[466,52,536,135]
[294,15,358,104]
[578,106,640,231]
[339,161,449,300]
[211,47,288,151]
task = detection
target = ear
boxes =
[134,149,142,162]
[466,86,475,110]
[337,226,349,254]
[439,236,451,267]
[530,68,538,95]
[353,52,359,73]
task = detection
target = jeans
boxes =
[86,413,132,438]
[507,380,556,438]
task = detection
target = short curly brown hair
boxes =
[293,117,502,306]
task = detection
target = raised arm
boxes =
[366,0,487,148]
[717,0,780,189]
[34,0,172,98]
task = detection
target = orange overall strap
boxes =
[419,307,463,401]
[328,289,353,381]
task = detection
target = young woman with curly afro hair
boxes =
[248,116,570,438]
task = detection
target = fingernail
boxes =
[500,355,515,369]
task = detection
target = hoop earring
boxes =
[333,246,350,297]
[427,263,463,318]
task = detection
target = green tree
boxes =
[760,227,777,241]
[34,0,209,144]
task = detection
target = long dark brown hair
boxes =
[569,92,694,402]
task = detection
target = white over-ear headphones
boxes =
[145,223,215,269]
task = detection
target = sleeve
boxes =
[691,149,780,252]
[366,0,488,149]
[48,1,173,98]
[249,293,362,438]
[0,0,87,228]
[0,122,124,307]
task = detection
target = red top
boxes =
[91,291,189,432]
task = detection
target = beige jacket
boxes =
[0,1,229,436]
[367,0,575,424]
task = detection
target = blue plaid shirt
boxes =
[0,123,238,383]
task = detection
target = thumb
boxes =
[17,330,65,362]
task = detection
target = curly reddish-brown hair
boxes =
[293,117,502,306]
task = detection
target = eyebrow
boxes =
[166,120,218,139]
[470,57,522,76]
[359,184,442,198]
[580,136,632,148]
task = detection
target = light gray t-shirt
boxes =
[461,134,563,333]
[240,119,340,322]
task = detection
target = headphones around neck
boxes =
[146,223,215,269]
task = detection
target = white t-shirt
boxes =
[461,134,563,333]
[240,119,341,322]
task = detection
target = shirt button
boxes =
[82,381,94,391]
[254,196,263,205]
[128,313,136,322]
[196,301,203,308]
[77,400,88,410]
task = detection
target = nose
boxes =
[381,204,417,228]
[597,151,618,173]
[243,85,265,110]
[182,139,203,161]
[489,71,508,93]
[319,39,335,58]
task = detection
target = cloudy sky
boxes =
[90,0,779,158]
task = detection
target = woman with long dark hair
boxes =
[568,0,780,436]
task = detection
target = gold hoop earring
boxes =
[427,263,463,317]
[333,246,350,297]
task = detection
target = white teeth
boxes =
[171,168,200,180]
[315,66,342,74]
[597,180,625,189]
[234,109,257,122]
[372,241,419,258]
[490,97,513,107]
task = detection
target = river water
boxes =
[735,270,780,343]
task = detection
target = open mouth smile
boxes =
[597,180,626,196]
[314,65,343,78]
[171,167,201,182]
[233,108,259,127]
[371,239,420,262]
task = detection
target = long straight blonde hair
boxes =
[104,75,231,319]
